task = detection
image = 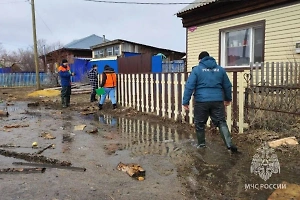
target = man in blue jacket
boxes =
[58,59,75,108]
[182,51,237,153]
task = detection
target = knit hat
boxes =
[62,59,68,64]
[198,51,210,60]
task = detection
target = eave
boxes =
[177,0,299,27]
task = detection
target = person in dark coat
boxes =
[87,64,98,102]
[182,51,238,153]
[58,59,75,108]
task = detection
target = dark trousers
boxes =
[194,101,233,148]
[194,101,226,127]
[90,88,97,102]
[61,86,71,106]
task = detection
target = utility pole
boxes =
[31,0,41,89]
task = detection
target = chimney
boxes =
[103,35,105,42]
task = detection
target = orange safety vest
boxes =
[103,73,117,87]
[58,65,70,72]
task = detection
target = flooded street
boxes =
[1,95,300,199]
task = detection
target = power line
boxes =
[84,0,198,5]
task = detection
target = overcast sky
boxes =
[0,0,190,53]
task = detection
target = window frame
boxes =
[219,20,265,68]
[94,49,104,58]
[106,47,113,56]
[113,45,120,56]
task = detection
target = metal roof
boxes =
[177,0,218,15]
[64,34,109,50]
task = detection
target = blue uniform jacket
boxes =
[182,56,232,105]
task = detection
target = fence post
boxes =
[174,73,179,121]
[150,74,154,113]
[156,74,160,116]
[238,72,244,133]
[167,73,172,119]
[132,74,136,110]
[180,73,186,122]
[128,74,132,108]
[161,74,166,117]
[141,74,145,112]
[136,74,140,111]
[145,74,150,113]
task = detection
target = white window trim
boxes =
[220,25,263,68]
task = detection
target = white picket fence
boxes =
[117,71,245,133]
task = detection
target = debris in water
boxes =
[32,142,38,148]
[40,132,56,139]
[0,110,9,117]
[13,162,86,172]
[74,124,86,131]
[116,162,145,181]
[27,102,40,107]
[4,124,29,129]
[0,167,46,174]
[0,149,72,166]
[86,128,98,134]
[36,144,54,154]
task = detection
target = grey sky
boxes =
[0,0,190,53]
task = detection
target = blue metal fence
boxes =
[0,73,51,87]
[162,60,185,72]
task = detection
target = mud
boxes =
[0,87,300,200]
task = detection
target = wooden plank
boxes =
[286,62,289,85]
[261,62,265,85]
[255,62,259,86]
[266,62,270,85]
[276,62,280,86]
[271,62,274,86]
[281,62,284,85]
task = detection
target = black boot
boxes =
[98,104,103,110]
[195,123,206,148]
[66,96,70,107]
[218,122,238,153]
[90,94,97,102]
[61,97,67,108]
[113,104,117,109]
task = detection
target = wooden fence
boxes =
[117,70,245,133]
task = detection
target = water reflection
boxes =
[99,115,189,157]
[99,115,117,126]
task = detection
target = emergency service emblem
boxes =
[250,142,280,181]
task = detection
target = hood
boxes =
[200,56,218,69]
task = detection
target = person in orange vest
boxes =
[98,65,117,110]
[58,59,75,108]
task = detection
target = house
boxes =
[90,39,186,61]
[177,0,300,71]
[42,34,108,72]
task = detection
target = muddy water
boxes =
[1,101,300,200]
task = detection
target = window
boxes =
[220,21,265,67]
[106,47,113,56]
[113,45,120,55]
[94,49,104,58]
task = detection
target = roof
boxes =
[64,34,109,50]
[177,0,218,15]
[91,39,185,54]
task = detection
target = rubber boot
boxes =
[62,97,67,108]
[195,124,206,148]
[90,94,97,102]
[98,104,103,110]
[66,96,70,107]
[218,122,238,153]
[113,104,117,109]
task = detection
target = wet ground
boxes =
[0,87,300,200]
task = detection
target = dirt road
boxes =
[0,87,299,200]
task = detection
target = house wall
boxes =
[186,3,300,72]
